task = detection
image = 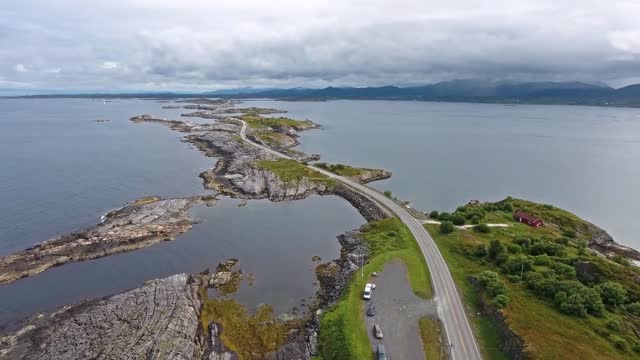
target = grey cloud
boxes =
[2,0,640,92]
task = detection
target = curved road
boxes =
[236,119,482,360]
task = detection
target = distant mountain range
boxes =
[12,80,640,107]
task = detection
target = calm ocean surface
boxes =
[242,99,640,249]
[0,99,363,324]
[1,98,640,324]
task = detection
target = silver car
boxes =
[373,324,383,339]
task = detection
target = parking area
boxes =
[364,260,438,360]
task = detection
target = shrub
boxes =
[507,244,522,254]
[562,228,577,238]
[626,302,640,316]
[474,244,487,258]
[438,212,451,221]
[471,215,480,225]
[513,236,532,250]
[429,211,439,219]
[474,223,491,234]
[487,239,505,259]
[556,237,570,246]
[439,221,455,234]
[452,214,465,226]
[502,255,534,275]
[612,255,630,267]
[596,281,627,306]
[610,335,628,352]
[492,294,510,309]
[477,271,506,297]
[553,262,576,278]
[606,319,622,332]
[534,254,551,266]
[383,190,392,198]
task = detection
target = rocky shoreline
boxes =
[0,196,211,285]
[0,101,394,359]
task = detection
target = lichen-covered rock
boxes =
[0,274,205,359]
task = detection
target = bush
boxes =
[429,211,439,219]
[439,221,455,234]
[474,223,491,234]
[474,244,487,258]
[610,335,628,352]
[556,237,570,246]
[502,255,534,275]
[452,214,465,226]
[562,228,577,238]
[553,262,576,278]
[507,244,522,254]
[438,212,451,221]
[487,239,505,259]
[477,271,506,297]
[626,302,640,316]
[534,254,551,266]
[383,190,392,198]
[513,236,532,250]
[596,281,627,306]
[606,319,622,332]
[471,215,480,225]
[492,294,510,309]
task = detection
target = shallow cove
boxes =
[0,196,364,325]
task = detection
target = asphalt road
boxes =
[236,119,482,360]
[365,260,438,360]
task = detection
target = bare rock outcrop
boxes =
[587,222,640,261]
[0,274,205,359]
[0,196,202,285]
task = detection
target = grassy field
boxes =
[425,197,640,360]
[419,316,446,360]
[256,159,337,188]
[240,114,316,130]
[317,218,433,360]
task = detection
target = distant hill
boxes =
[11,80,640,107]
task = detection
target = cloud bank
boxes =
[2,0,640,92]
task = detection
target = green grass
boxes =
[317,218,432,360]
[425,216,640,360]
[419,316,446,360]
[256,158,336,187]
[240,114,316,130]
[425,224,508,360]
[315,163,365,177]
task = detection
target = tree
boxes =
[513,237,532,250]
[596,281,627,306]
[452,214,465,226]
[474,223,491,234]
[474,244,487,258]
[429,210,439,219]
[559,293,587,316]
[438,212,451,221]
[471,215,480,225]
[488,239,505,259]
[492,294,510,309]
[440,221,455,234]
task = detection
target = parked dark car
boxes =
[376,344,387,360]
[367,303,376,317]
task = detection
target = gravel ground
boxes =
[364,260,438,360]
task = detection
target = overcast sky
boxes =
[2,0,640,93]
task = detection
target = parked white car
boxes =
[363,283,373,300]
